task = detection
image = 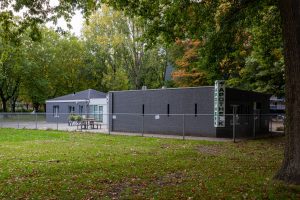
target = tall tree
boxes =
[0,18,25,112]
[225,2,284,96]
[170,39,208,87]
[22,28,91,110]
[83,5,167,90]
[82,5,130,91]
[22,28,61,110]
[274,0,300,184]
[0,45,23,112]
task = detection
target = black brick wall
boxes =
[109,87,216,136]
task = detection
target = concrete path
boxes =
[2,120,282,142]
[0,121,231,142]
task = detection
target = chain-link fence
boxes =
[0,113,109,132]
[0,112,285,140]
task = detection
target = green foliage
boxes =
[104,0,284,95]
[21,28,89,107]
[0,26,105,110]
[0,18,27,111]
[74,115,82,121]
[69,114,82,121]
[82,5,168,90]
[225,1,284,96]
[68,114,75,121]
[0,0,99,41]
[0,6,170,109]
[0,0,286,109]
[102,66,129,91]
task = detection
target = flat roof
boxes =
[108,86,214,93]
[108,86,270,97]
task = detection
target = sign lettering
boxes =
[214,80,226,127]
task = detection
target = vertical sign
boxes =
[214,80,226,127]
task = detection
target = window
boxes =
[195,103,198,117]
[89,105,104,122]
[53,106,59,117]
[68,106,75,113]
[167,104,170,117]
[142,104,145,116]
[79,105,84,115]
[99,106,103,122]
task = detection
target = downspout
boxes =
[86,89,91,118]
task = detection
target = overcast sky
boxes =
[47,0,84,36]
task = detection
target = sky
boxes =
[7,0,84,36]
[47,0,84,37]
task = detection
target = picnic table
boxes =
[76,118,93,130]
[77,118,103,130]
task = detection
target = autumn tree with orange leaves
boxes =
[172,39,208,87]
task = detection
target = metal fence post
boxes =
[284,119,286,135]
[230,105,239,143]
[108,113,111,135]
[182,114,185,140]
[233,114,236,143]
[0,113,2,128]
[17,113,20,129]
[253,114,256,138]
[270,115,273,137]
[142,114,144,137]
[56,116,59,131]
[35,113,38,129]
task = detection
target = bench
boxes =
[68,120,79,126]
[91,121,103,129]
[77,121,88,130]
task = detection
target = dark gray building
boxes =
[108,86,271,138]
[46,89,107,123]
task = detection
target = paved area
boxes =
[0,121,108,132]
[0,121,232,142]
[0,120,284,142]
[109,131,232,141]
[270,121,284,132]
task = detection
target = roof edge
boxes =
[46,100,89,103]
[225,87,272,97]
[109,86,271,96]
[109,86,214,93]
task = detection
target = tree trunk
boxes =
[43,104,46,112]
[2,99,7,112]
[275,0,300,184]
[10,99,17,112]
[33,103,40,112]
[10,102,15,112]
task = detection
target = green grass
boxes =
[0,129,299,199]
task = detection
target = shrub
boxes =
[74,115,82,121]
[68,114,76,121]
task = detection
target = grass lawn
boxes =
[0,129,299,199]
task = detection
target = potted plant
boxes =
[68,114,76,126]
